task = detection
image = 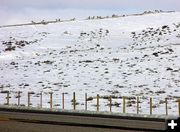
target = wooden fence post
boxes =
[28,92,35,108]
[62,93,64,110]
[109,96,112,112]
[178,98,180,117]
[7,91,10,105]
[73,92,76,110]
[123,96,126,113]
[165,98,168,115]
[50,92,53,109]
[85,93,87,111]
[40,92,42,108]
[97,94,99,112]
[137,96,139,114]
[28,92,30,107]
[17,91,21,106]
[150,97,152,115]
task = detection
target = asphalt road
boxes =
[0,120,151,132]
[0,108,167,132]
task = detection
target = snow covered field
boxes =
[0,11,180,115]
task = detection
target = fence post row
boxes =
[1,91,180,116]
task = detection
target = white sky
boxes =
[0,0,179,25]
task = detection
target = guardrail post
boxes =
[50,92,53,109]
[40,92,42,108]
[109,96,112,112]
[123,96,126,113]
[97,94,99,112]
[85,93,87,111]
[165,98,168,115]
[62,93,64,110]
[150,97,152,115]
[73,92,76,110]
[137,96,139,114]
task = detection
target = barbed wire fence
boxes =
[0,91,180,116]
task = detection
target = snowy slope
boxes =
[0,12,180,115]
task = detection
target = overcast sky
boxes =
[0,0,180,25]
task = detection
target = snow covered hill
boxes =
[0,11,180,115]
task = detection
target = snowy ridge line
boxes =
[0,10,175,28]
[0,19,72,29]
[0,91,180,116]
